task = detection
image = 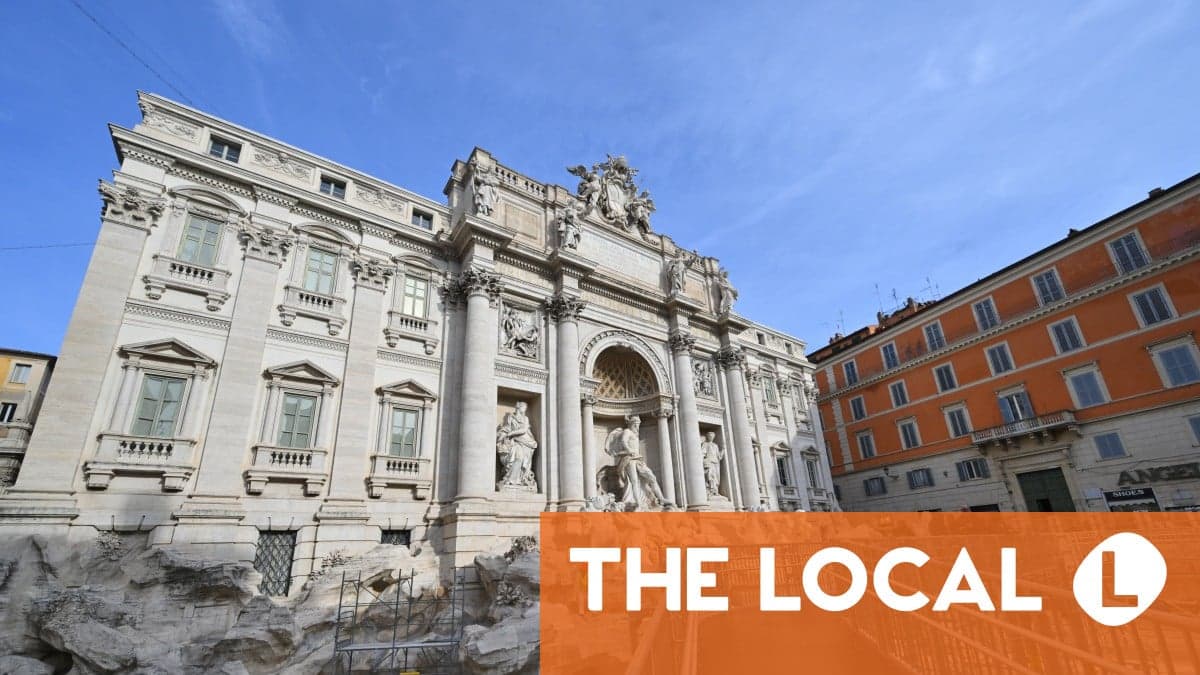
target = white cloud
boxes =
[212,0,285,60]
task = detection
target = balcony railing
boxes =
[143,254,231,311]
[971,410,1078,447]
[278,285,347,335]
[383,310,440,355]
[777,485,801,501]
[84,433,198,492]
[245,444,329,496]
[367,454,432,499]
[0,422,32,449]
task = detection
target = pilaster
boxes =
[716,345,761,509]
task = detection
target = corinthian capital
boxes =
[98,181,166,230]
[350,254,396,291]
[545,293,586,322]
[714,345,746,370]
[443,266,503,308]
[668,330,696,355]
[237,222,294,265]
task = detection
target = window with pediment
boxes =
[144,188,243,310]
[592,348,657,400]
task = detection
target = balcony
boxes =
[244,445,328,496]
[383,311,440,355]
[0,421,32,450]
[278,285,346,335]
[777,485,802,501]
[84,433,198,492]
[808,486,833,502]
[367,454,432,499]
[143,254,231,311]
[971,410,1079,450]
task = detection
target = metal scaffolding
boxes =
[333,567,467,674]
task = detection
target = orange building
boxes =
[810,175,1200,512]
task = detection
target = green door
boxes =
[1016,468,1076,512]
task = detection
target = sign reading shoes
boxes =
[542,514,1199,675]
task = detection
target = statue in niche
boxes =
[701,432,724,497]
[556,200,582,250]
[501,307,539,358]
[666,251,695,296]
[716,267,738,314]
[472,163,501,217]
[596,415,668,511]
[693,359,715,398]
[496,402,537,490]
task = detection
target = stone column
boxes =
[547,293,586,510]
[453,267,503,500]
[655,406,678,507]
[717,346,761,509]
[669,330,708,511]
[581,394,597,500]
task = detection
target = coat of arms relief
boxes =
[567,155,655,234]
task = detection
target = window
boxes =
[945,406,971,438]
[1032,269,1065,305]
[1094,432,1127,460]
[973,298,1000,331]
[177,215,222,267]
[1189,416,1200,444]
[0,402,16,423]
[130,374,186,438]
[1131,287,1174,326]
[1066,367,1108,408]
[889,380,909,407]
[898,419,921,449]
[881,343,899,369]
[805,459,819,489]
[1049,318,1084,353]
[956,458,990,481]
[849,396,866,421]
[934,363,957,392]
[400,276,429,318]
[254,530,296,596]
[786,343,794,355]
[907,468,934,489]
[864,476,887,497]
[775,456,792,487]
[208,136,241,163]
[924,322,946,351]
[303,248,338,295]
[1151,341,1200,387]
[1109,232,1149,274]
[388,407,420,457]
[998,390,1034,424]
[381,529,411,546]
[411,209,434,230]
[843,361,858,386]
[319,175,346,199]
[8,364,31,384]
[856,431,876,459]
[757,332,766,346]
[762,375,778,405]
[986,343,1014,375]
[277,393,317,448]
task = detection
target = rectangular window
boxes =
[889,381,909,407]
[0,402,16,423]
[1153,343,1200,387]
[775,456,792,487]
[303,248,338,295]
[986,344,1014,375]
[1095,432,1127,460]
[898,419,920,449]
[881,343,899,370]
[254,530,297,596]
[8,364,31,384]
[973,298,1000,331]
[208,136,241,163]
[411,209,433,230]
[924,322,946,351]
[934,363,957,392]
[277,393,317,448]
[1049,318,1084,353]
[864,476,887,497]
[1110,232,1149,274]
[907,468,934,489]
[1189,416,1200,444]
[946,406,971,438]
[177,215,222,267]
[856,431,876,459]
[957,458,990,481]
[130,374,186,437]
[843,361,859,386]
[764,376,779,405]
[388,407,420,457]
[1033,269,1065,305]
[849,396,866,421]
[805,459,819,489]
[1067,368,1107,408]
[1131,287,1174,326]
[319,175,346,199]
[381,529,411,546]
[998,390,1035,424]
[400,276,429,318]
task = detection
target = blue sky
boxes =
[2,1,1198,356]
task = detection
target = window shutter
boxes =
[980,460,990,479]
[956,462,967,482]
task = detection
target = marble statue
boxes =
[628,191,655,233]
[496,402,537,489]
[599,415,668,511]
[472,163,501,216]
[501,307,539,358]
[701,432,724,497]
[666,251,695,295]
[716,267,738,314]
[567,155,654,232]
[693,359,715,398]
[556,200,582,250]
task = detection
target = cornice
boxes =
[265,328,348,353]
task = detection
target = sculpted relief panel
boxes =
[500,304,541,360]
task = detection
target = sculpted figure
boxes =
[716,267,738,314]
[496,402,537,489]
[472,164,501,216]
[693,359,714,397]
[502,307,539,358]
[666,252,694,295]
[556,200,582,250]
[567,164,602,214]
[701,432,724,497]
[601,415,667,511]
[628,190,655,232]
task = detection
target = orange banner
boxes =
[541,513,1200,674]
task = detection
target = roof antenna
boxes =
[873,283,884,315]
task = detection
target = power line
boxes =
[96,0,204,103]
[67,0,195,105]
[0,242,95,251]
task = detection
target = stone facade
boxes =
[0,94,836,593]
[0,349,56,489]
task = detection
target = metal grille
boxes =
[380,529,411,546]
[254,530,296,596]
